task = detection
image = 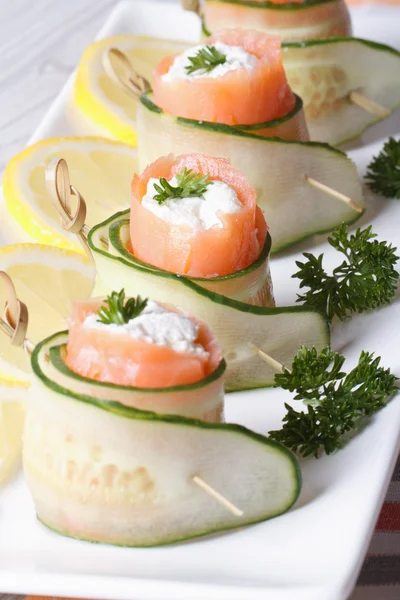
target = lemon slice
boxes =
[74,35,189,145]
[0,243,95,380]
[3,136,137,250]
[0,377,29,486]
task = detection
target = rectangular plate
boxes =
[1,2,400,600]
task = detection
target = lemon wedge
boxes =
[74,35,189,145]
[0,243,95,380]
[3,136,137,250]
[0,377,29,486]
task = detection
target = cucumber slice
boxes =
[109,215,275,306]
[283,38,400,146]
[202,0,352,42]
[25,335,301,547]
[88,212,330,391]
[137,94,365,253]
[45,332,226,422]
[229,94,309,141]
[140,90,308,142]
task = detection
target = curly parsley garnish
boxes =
[185,45,227,76]
[96,289,148,325]
[153,168,213,205]
[366,137,400,199]
[269,346,397,458]
[293,224,399,322]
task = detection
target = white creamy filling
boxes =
[142,177,242,230]
[83,300,209,358]
[162,41,257,82]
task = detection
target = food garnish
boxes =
[153,168,213,205]
[269,345,397,458]
[96,289,148,325]
[185,45,227,75]
[365,137,400,199]
[293,224,399,322]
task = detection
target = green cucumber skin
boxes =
[108,217,273,286]
[191,32,400,145]
[88,211,330,320]
[142,91,309,143]
[34,333,295,431]
[36,481,301,548]
[31,339,302,547]
[271,208,365,254]
[226,94,304,132]
[283,37,400,146]
[138,94,363,252]
[204,0,337,11]
[49,340,226,395]
[283,36,400,55]
[52,337,279,395]
[140,91,345,155]
[201,17,212,37]
[88,212,330,391]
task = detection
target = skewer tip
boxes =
[192,475,244,517]
[305,175,363,214]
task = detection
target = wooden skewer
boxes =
[305,176,363,214]
[0,272,34,356]
[249,343,289,374]
[192,475,244,517]
[102,48,151,99]
[85,48,366,219]
[349,91,391,119]
[45,159,108,255]
[181,0,201,13]
[0,317,14,342]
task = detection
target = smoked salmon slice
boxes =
[153,29,295,125]
[66,297,223,389]
[130,153,267,278]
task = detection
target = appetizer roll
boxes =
[130,153,267,279]
[64,292,225,422]
[154,30,294,125]
[26,329,301,546]
[202,0,352,43]
[152,29,308,140]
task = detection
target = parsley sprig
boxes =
[185,45,227,75]
[97,289,148,325]
[366,137,400,199]
[269,346,397,458]
[293,224,399,322]
[153,167,213,205]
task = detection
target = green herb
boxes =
[269,346,397,458]
[185,45,227,75]
[293,224,399,322]
[153,167,213,205]
[366,137,400,199]
[97,289,148,325]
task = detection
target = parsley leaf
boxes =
[97,289,148,325]
[269,346,397,458]
[366,137,400,199]
[153,167,213,205]
[293,224,399,322]
[185,45,227,75]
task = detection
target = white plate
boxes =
[1,2,400,600]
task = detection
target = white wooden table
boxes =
[0,1,398,598]
[0,0,172,172]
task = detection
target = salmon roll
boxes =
[67,295,222,388]
[63,290,226,423]
[153,29,295,126]
[129,153,267,279]
[202,0,352,43]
